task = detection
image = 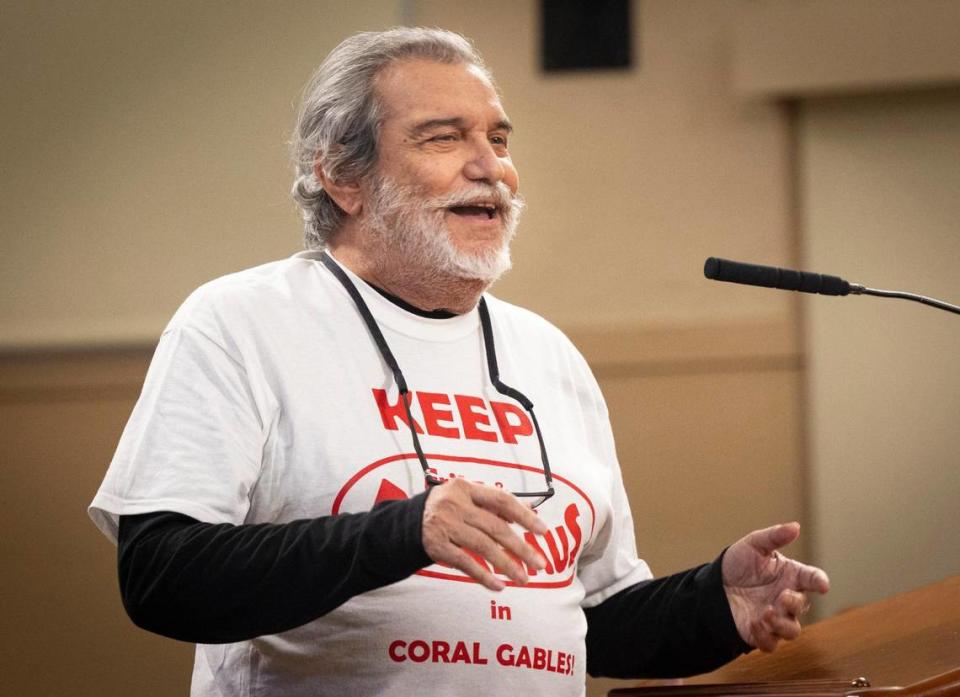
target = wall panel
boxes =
[1,319,802,695]
[0,351,194,697]
[801,88,960,618]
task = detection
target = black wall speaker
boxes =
[541,0,633,73]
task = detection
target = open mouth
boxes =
[448,204,498,220]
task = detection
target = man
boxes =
[90,28,828,696]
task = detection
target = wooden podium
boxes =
[610,576,960,696]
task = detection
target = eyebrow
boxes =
[408,116,513,138]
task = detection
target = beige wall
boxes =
[417,0,796,332]
[0,0,797,347]
[801,88,960,618]
[2,2,806,695]
[1,0,400,348]
[0,352,194,696]
[734,0,960,97]
[7,1,958,695]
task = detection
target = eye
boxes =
[428,132,459,143]
[490,134,509,149]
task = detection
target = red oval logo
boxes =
[332,453,596,589]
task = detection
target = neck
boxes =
[327,228,489,315]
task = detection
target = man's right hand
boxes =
[421,478,549,591]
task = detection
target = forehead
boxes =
[374,59,507,128]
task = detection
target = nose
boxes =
[462,138,505,185]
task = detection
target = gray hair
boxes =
[291,27,492,249]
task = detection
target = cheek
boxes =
[409,161,463,195]
[502,160,520,194]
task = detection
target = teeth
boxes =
[448,202,498,219]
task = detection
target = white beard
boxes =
[364,174,524,285]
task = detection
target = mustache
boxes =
[427,183,524,215]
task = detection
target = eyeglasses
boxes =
[321,252,555,508]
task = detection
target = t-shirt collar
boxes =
[294,249,481,342]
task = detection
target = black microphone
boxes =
[703,257,851,296]
[703,256,960,315]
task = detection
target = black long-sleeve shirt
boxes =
[117,495,749,679]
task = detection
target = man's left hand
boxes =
[722,522,830,652]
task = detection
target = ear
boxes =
[314,160,364,217]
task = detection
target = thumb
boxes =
[746,521,801,556]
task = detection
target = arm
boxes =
[584,552,750,679]
[118,494,431,644]
[585,523,829,678]
[118,478,548,644]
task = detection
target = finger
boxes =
[420,481,547,583]
[763,606,802,641]
[466,508,547,571]
[439,543,506,592]
[470,485,548,535]
[743,521,801,556]
[776,589,809,617]
[750,613,779,653]
[793,561,831,594]
[451,525,530,585]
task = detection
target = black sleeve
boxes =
[117,491,432,645]
[584,552,752,678]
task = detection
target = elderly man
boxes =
[90,27,828,697]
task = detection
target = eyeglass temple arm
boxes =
[478,299,554,490]
[320,253,440,485]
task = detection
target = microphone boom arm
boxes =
[849,283,960,316]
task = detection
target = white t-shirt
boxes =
[90,251,652,697]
